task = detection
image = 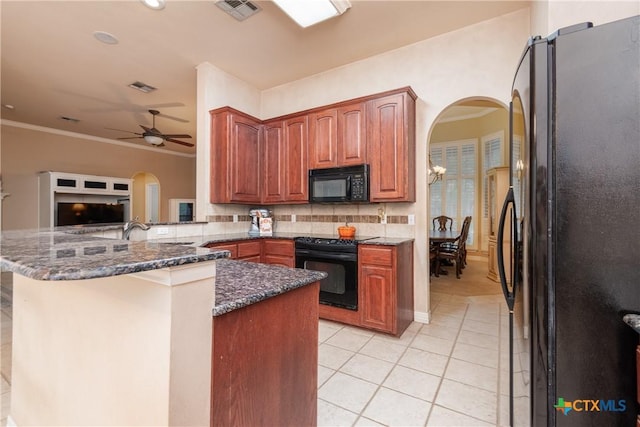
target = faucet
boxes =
[123,217,150,240]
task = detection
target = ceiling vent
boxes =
[215,0,261,21]
[128,81,157,94]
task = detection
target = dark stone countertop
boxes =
[623,314,640,335]
[213,259,327,316]
[0,228,229,281]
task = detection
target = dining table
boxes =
[429,229,462,276]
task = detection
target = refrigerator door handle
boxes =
[497,187,518,311]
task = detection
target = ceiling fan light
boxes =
[273,0,351,28]
[144,135,164,145]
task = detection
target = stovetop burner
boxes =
[293,236,379,254]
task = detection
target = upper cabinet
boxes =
[210,107,262,204]
[263,115,308,204]
[308,101,367,169]
[209,87,416,205]
[367,89,416,202]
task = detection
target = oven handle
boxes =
[295,248,357,262]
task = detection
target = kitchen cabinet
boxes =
[486,166,510,282]
[262,239,295,268]
[212,281,318,427]
[358,241,414,335]
[205,239,293,266]
[367,88,416,202]
[263,116,308,204]
[210,107,262,204]
[308,101,366,169]
[205,240,261,262]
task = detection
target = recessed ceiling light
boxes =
[93,31,119,45]
[3,104,15,110]
[272,0,350,28]
[141,0,165,10]
[128,81,157,93]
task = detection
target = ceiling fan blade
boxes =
[106,127,142,135]
[164,138,195,147]
[139,125,156,134]
[117,136,144,140]
[157,112,189,123]
[161,134,192,139]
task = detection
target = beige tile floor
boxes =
[317,258,524,426]
[0,258,524,427]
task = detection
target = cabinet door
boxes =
[360,264,394,333]
[263,121,286,204]
[205,243,238,259]
[283,115,308,202]
[308,108,338,169]
[368,92,415,202]
[337,102,366,166]
[262,239,294,267]
[229,113,262,203]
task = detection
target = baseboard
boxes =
[413,310,430,324]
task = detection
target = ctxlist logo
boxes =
[554,398,627,415]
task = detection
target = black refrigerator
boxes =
[498,15,640,427]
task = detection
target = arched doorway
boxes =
[131,172,160,223]
[427,97,508,258]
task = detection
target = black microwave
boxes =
[308,164,369,203]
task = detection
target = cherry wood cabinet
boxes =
[211,282,319,427]
[262,239,295,268]
[358,242,414,336]
[308,101,367,169]
[210,87,416,205]
[210,107,262,204]
[205,239,294,267]
[367,89,416,202]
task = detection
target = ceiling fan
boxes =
[109,110,194,147]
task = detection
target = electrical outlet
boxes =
[380,214,387,225]
[291,214,296,223]
[156,227,169,235]
[408,214,415,225]
[233,214,238,223]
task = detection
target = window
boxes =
[482,132,504,219]
[430,139,477,247]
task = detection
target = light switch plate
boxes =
[291,214,296,223]
[408,214,415,225]
[233,214,238,223]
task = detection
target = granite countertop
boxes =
[0,228,228,281]
[623,314,640,335]
[213,259,327,316]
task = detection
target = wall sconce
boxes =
[516,159,524,181]
[428,155,446,185]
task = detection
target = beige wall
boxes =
[532,0,640,37]
[1,123,196,230]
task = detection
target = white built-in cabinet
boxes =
[486,166,510,282]
[39,172,132,228]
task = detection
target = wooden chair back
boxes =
[432,215,453,231]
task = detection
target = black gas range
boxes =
[293,236,378,311]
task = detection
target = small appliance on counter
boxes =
[248,209,273,236]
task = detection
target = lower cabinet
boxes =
[205,239,294,266]
[358,242,414,335]
[262,239,295,268]
[211,282,319,426]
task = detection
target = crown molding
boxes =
[1,119,195,158]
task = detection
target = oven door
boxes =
[295,249,358,310]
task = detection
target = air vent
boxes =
[128,81,157,93]
[215,0,261,21]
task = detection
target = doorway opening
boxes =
[131,172,160,223]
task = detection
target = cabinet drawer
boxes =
[237,241,262,258]
[359,246,393,266]
[207,243,237,259]
[263,239,294,256]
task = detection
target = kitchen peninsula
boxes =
[0,227,325,426]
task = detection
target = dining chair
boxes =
[434,216,472,279]
[432,215,454,231]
